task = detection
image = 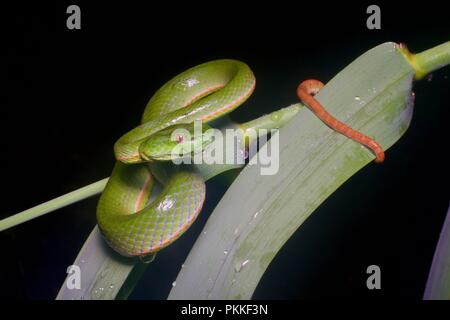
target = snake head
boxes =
[139,123,215,162]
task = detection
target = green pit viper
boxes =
[97,59,383,257]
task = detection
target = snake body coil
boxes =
[97,60,255,257]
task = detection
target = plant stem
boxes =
[400,41,450,79]
[0,178,109,232]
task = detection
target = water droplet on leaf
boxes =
[271,113,280,121]
[234,259,250,272]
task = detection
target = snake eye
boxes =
[175,134,184,143]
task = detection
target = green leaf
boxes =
[168,42,415,299]
[424,203,450,300]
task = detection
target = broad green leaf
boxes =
[168,42,415,299]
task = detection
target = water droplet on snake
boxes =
[157,196,175,211]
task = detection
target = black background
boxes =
[1,1,449,300]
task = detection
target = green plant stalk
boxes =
[400,41,450,79]
[0,178,108,232]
